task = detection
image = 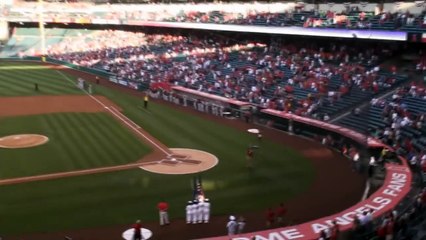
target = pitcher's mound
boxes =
[140,148,218,174]
[0,134,49,149]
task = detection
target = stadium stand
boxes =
[13,28,401,120]
[4,1,426,32]
[1,1,425,237]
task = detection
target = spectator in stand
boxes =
[421,153,426,173]
[47,29,398,122]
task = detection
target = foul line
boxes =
[109,106,141,129]
[0,162,146,186]
[56,70,170,155]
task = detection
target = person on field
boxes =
[276,203,287,226]
[246,147,254,168]
[157,201,170,226]
[237,216,246,234]
[132,220,142,240]
[144,93,149,109]
[202,198,211,223]
[186,201,193,224]
[266,207,275,228]
[34,83,39,91]
[226,215,238,237]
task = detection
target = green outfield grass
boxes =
[0,60,315,236]
[0,112,151,178]
[0,61,82,96]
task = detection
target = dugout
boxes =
[166,86,252,118]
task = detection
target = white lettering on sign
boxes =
[372,197,391,205]
[312,223,329,233]
[383,189,397,197]
[233,229,305,240]
[280,229,305,239]
[311,195,393,234]
[226,169,410,240]
[354,206,369,214]
[325,217,351,226]
[342,211,358,222]
[383,173,407,197]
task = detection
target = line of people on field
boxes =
[186,198,211,224]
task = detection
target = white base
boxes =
[122,228,152,240]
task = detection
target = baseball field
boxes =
[0,60,364,239]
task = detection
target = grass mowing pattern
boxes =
[0,112,151,178]
[0,61,82,96]
[0,61,315,236]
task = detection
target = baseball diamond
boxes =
[0,60,366,240]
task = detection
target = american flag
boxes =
[192,176,205,201]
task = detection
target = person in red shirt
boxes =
[132,220,142,240]
[266,207,275,228]
[276,203,287,226]
[157,201,170,226]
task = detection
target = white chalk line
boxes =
[56,70,170,155]
[0,162,147,186]
[109,106,141,129]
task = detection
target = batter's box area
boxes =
[139,148,218,174]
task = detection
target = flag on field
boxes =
[192,176,205,201]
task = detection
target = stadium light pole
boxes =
[37,0,46,56]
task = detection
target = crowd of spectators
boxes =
[4,1,426,31]
[370,81,426,171]
[48,30,400,120]
[349,187,426,240]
